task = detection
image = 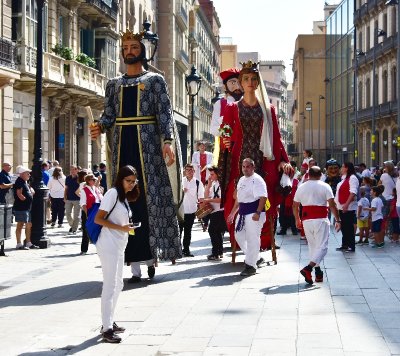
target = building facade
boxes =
[354,0,399,166]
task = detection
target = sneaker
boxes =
[362,240,370,245]
[112,322,125,334]
[68,230,77,235]
[127,276,141,283]
[240,264,257,276]
[256,257,266,268]
[79,251,87,255]
[315,270,324,283]
[102,329,121,343]
[300,266,313,284]
[26,242,40,249]
[207,254,220,261]
[356,240,364,245]
[16,243,29,250]
[371,242,385,248]
[344,248,355,253]
[147,265,155,279]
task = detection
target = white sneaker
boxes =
[16,243,29,250]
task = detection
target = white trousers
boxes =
[130,259,154,277]
[303,218,330,265]
[96,235,127,331]
[235,213,266,268]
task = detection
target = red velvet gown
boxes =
[221,100,289,249]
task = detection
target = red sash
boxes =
[338,177,350,204]
[302,205,329,220]
[200,153,207,185]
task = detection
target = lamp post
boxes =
[30,0,50,248]
[318,95,325,163]
[354,49,366,164]
[211,87,221,105]
[305,101,313,151]
[185,65,202,159]
[142,19,159,62]
[386,0,400,164]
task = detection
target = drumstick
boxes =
[85,106,101,149]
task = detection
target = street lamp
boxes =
[211,87,221,105]
[318,95,325,164]
[142,19,159,62]
[386,0,400,164]
[185,65,202,159]
[31,0,50,248]
[354,49,366,164]
[305,101,313,151]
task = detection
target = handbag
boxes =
[195,202,214,219]
[86,196,118,244]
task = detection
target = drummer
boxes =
[203,166,226,260]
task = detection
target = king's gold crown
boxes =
[240,60,259,70]
[121,29,144,42]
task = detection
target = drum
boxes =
[195,203,214,219]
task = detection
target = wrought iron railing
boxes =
[0,38,16,69]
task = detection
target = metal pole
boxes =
[190,94,195,160]
[310,108,313,153]
[30,0,50,248]
[397,3,400,163]
[354,13,358,164]
[318,98,321,164]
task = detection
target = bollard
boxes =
[0,204,12,256]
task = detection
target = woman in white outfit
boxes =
[95,165,139,343]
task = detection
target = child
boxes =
[356,187,370,244]
[389,188,400,243]
[364,186,385,248]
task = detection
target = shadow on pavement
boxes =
[260,283,319,295]
[0,281,102,307]
[19,334,102,355]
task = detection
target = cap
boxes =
[16,165,32,174]
[220,68,240,83]
[326,159,339,168]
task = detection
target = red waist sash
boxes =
[302,205,329,220]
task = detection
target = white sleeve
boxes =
[210,100,222,136]
[99,188,118,212]
[197,181,205,199]
[80,188,87,207]
[349,175,359,195]
[253,176,268,199]
[206,152,213,166]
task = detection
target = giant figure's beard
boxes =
[228,89,243,101]
[123,50,146,65]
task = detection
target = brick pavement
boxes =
[1,222,400,355]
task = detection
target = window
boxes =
[366,78,371,107]
[366,26,370,51]
[59,15,69,47]
[383,70,388,103]
[393,66,397,100]
[358,80,363,109]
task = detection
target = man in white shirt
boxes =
[359,163,371,178]
[181,164,204,257]
[293,166,341,284]
[227,158,268,277]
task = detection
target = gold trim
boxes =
[116,116,156,121]
[119,86,123,117]
[137,83,141,116]
[137,125,147,195]
[117,125,122,169]
[116,121,156,126]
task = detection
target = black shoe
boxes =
[69,228,72,233]
[292,231,298,235]
[127,276,141,283]
[112,322,125,334]
[51,222,55,227]
[336,246,348,251]
[276,230,286,235]
[147,265,155,279]
[207,254,220,261]
[256,257,266,268]
[240,264,257,276]
[102,329,121,343]
[183,251,194,257]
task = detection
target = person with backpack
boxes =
[80,173,103,255]
[335,162,359,253]
[47,167,66,228]
[180,163,204,257]
[95,165,139,343]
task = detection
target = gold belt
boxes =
[116,116,156,126]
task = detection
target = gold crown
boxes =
[240,60,259,71]
[121,29,144,42]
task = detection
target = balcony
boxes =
[15,45,37,76]
[176,4,188,30]
[64,59,106,97]
[79,0,118,24]
[43,52,66,84]
[0,38,16,70]
[175,48,190,71]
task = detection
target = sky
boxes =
[212,0,338,83]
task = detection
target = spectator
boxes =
[302,150,313,166]
[359,163,371,178]
[64,165,81,234]
[192,141,213,185]
[365,186,385,248]
[95,165,139,343]
[99,163,107,193]
[80,173,103,255]
[48,160,60,176]
[356,187,370,244]
[47,167,66,228]
[13,166,38,250]
[180,163,204,257]
[92,164,100,178]
[389,188,399,243]
[0,162,13,204]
